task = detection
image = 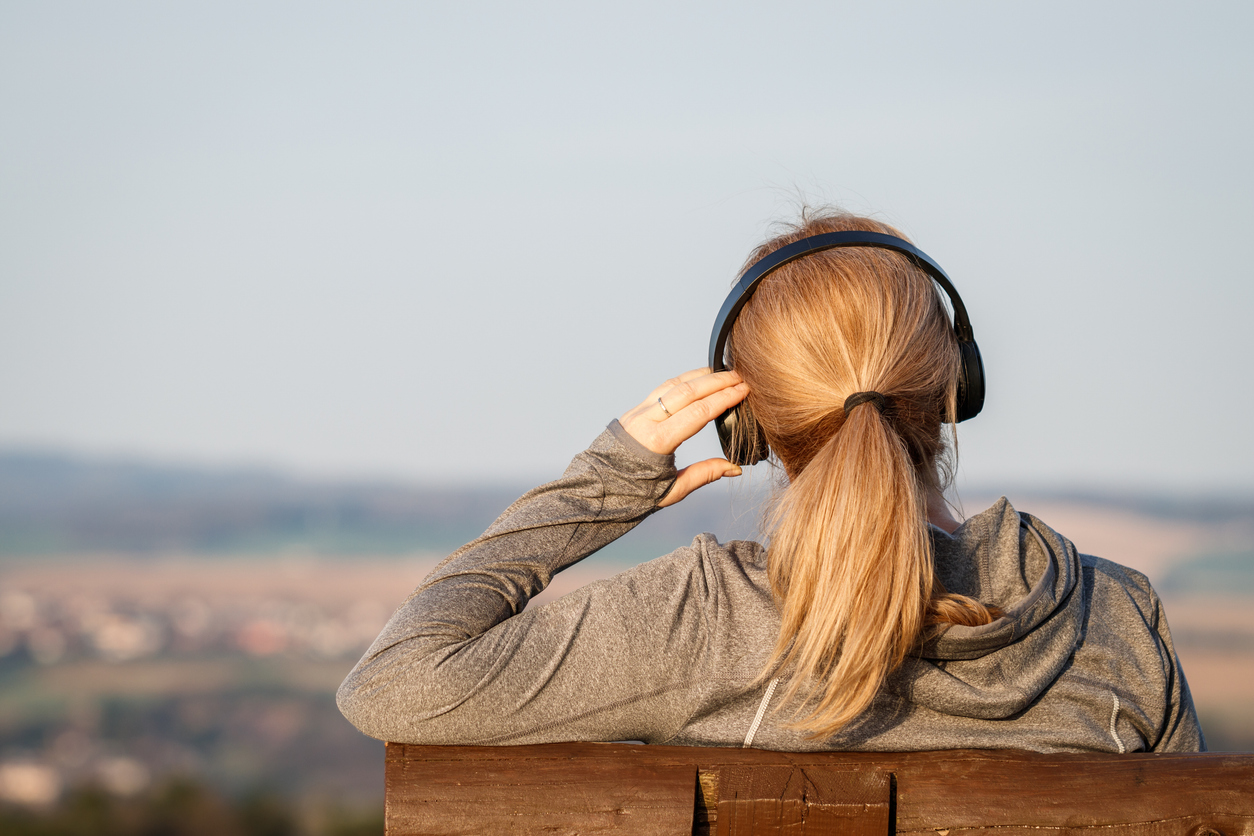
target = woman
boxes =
[337,212,1204,753]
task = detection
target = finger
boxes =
[659,459,743,508]
[646,380,749,453]
[619,369,747,456]
[627,368,735,427]
[654,369,743,417]
[645,367,713,403]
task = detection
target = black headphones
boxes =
[709,230,985,466]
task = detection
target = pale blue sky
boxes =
[2,1,1251,492]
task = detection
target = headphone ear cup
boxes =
[955,340,986,423]
[716,402,771,466]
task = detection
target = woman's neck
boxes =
[926,491,962,534]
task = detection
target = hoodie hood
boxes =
[891,497,1084,720]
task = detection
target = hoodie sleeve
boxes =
[335,421,716,745]
[1148,588,1207,752]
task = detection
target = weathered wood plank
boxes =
[385,743,1254,836]
[712,764,891,836]
[884,749,1254,834]
[385,744,695,835]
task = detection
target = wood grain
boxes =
[385,744,695,835]
[385,742,1254,835]
[712,764,890,836]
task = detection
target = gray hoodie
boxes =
[337,422,1204,753]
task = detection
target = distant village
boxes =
[0,557,406,810]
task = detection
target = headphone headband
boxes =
[709,230,985,465]
[710,231,974,372]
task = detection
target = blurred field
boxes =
[0,493,1251,826]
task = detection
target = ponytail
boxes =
[764,399,932,736]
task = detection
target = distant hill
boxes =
[973,487,1254,527]
[1161,550,1254,595]
[2,448,1251,568]
[0,449,767,564]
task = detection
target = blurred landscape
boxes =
[1,448,1251,832]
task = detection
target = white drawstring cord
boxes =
[743,678,781,748]
[1108,693,1126,753]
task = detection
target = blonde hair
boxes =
[729,211,999,738]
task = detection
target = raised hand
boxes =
[618,368,750,508]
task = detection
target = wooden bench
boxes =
[384,742,1254,835]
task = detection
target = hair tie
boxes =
[844,391,887,414]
